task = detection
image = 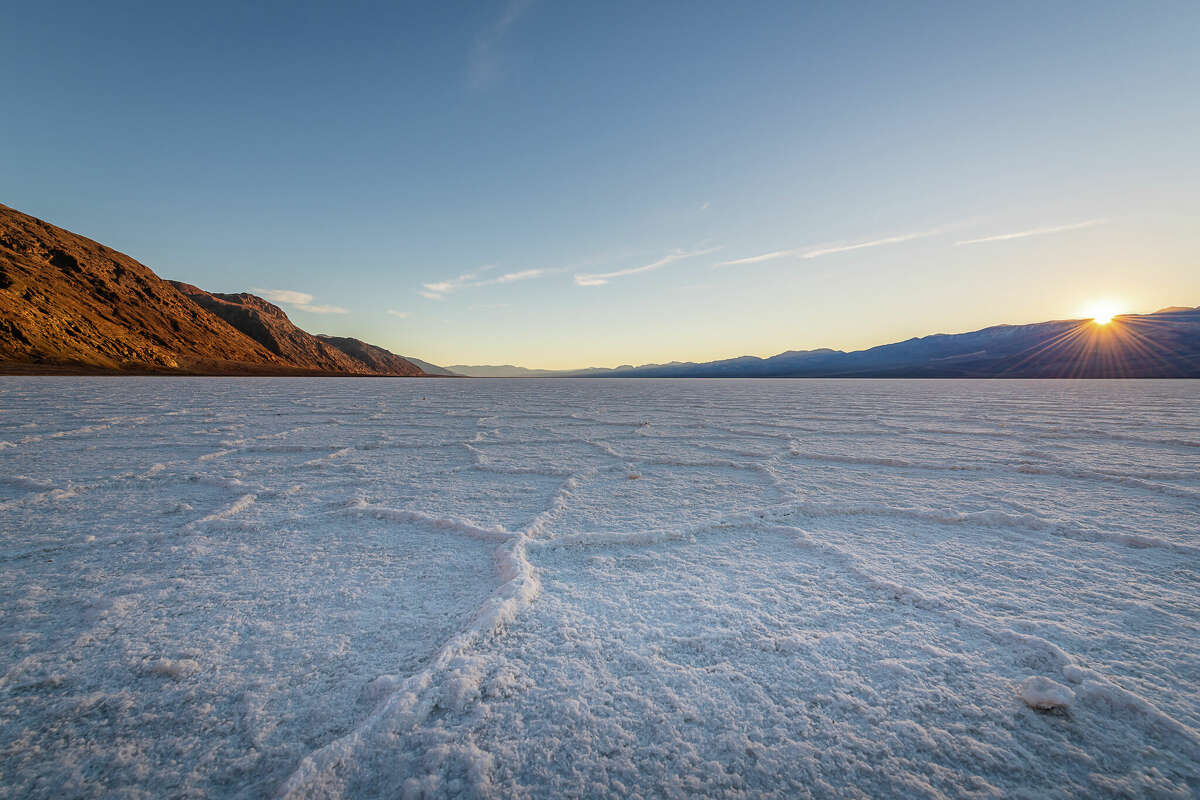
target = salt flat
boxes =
[0,378,1197,799]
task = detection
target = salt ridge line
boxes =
[3,407,1185,552]
[356,440,479,451]
[185,493,257,529]
[14,476,1166,572]
[461,422,797,492]
[741,413,1200,452]
[523,491,1198,558]
[302,447,355,467]
[277,465,591,797]
[458,443,578,477]
[341,498,514,543]
[1015,463,1200,500]
[524,472,592,540]
[790,450,988,471]
[0,453,290,560]
[187,474,290,497]
[788,448,1200,499]
[0,474,56,491]
[1042,428,1200,450]
[458,423,1198,540]
[525,489,1197,558]
[457,421,585,478]
[759,520,1200,762]
[1088,466,1200,481]
[0,484,81,512]
[529,524,702,549]
[758,499,1200,556]
[5,481,284,563]
[236,443,350,454]
[688,440,781,459]
[288,479,1200,796]
[558,430,796,498]
[0,415,156,449]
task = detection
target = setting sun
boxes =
[1081,301,1124,325]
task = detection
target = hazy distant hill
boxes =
[403,357,460,376]
[448,364,572,377]
[0,203,427,376]
[449,363,671,377]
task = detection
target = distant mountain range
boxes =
[2,202,1197,378]
[0,203,432,376]
[453,308,1200,379]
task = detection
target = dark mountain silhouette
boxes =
[0,203,427,375]
[450,313,1200,378]
[453,313,1200,378]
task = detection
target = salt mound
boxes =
[1019,675,1075,711]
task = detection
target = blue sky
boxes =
[4,1,1198,368]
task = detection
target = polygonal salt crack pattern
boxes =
[0,377,1197,799]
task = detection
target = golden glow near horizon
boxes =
[1081,300,1124,325]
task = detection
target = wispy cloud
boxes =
[386,309,411,319]
[575,247,721,287]
[799,228,943,259]
[256,289,312,305]
[714,248,800,268]
[715,227,944,269]
[253,288,347,314]
[422,268,487,298]
[420,265,558,300]
[494,268,550,284]
[296,304,348,314]
[954,219,1107,246]
[468,0,533,88]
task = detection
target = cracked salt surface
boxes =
[1,377,1197,798]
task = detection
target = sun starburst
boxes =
[1080,301,1124,325]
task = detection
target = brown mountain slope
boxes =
[316,335,424,376]
[169,283,389,374]
[0,203,288,372]
[0,203,425,375]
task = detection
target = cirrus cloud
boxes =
[954,219,1107,246]
[715,226,946,269]
[252,288,347,314]
[575,247,721,287]
[420,265,560,300]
